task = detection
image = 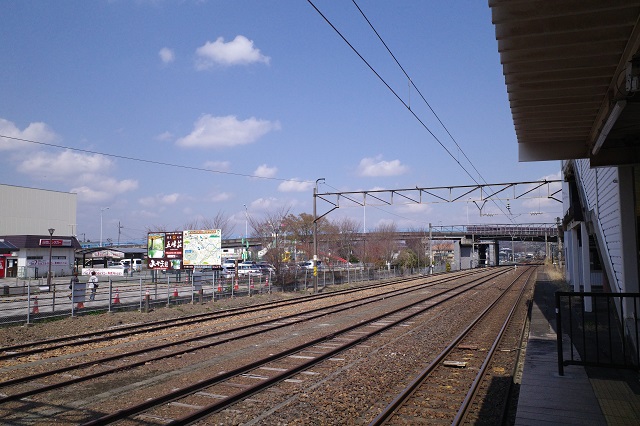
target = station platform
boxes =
[515,271,640,425]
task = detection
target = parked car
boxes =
[299,260,322,270]
[257,262,275,274]
[237,263,263,277]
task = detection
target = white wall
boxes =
[0,184,76,235]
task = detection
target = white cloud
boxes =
[278,179,313,192]
[357,156,409,177]
[397,203,433,214]
[195,35,270,69]
[139,193,181,208]
[211,192,232,202]
[253,164,277,178]
[0,118,57,151]
[521,172,563,210]
[18,150,112,180]
[176,114,280,148]
[155,131,173,141]
[159,47,175,64]
[71,178,138,203]
[250,197,279,211]
[204,160,231,172]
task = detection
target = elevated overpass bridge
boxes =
[403,223,560,243]
[224,223,560,268]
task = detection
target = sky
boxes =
[0,0,562,243]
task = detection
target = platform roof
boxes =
[489,1,640,166]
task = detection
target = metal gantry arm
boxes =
[316,180,562,207]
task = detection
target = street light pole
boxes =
[313,178,325,294]
[47,228,55,289]
[244,204,248,259]
[100,207,109,247]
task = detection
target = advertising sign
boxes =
[147,229,222,269]
[183,229,222,267]
[164,231,183,270]
[147,231,183,270]
[39,239,73,247]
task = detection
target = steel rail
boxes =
[79,269,513,425]
[0,269,494,403]
[0,271,442,359]
[452,267,535,425]
[368,266,533,425]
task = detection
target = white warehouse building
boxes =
[0,184,79,279]
[0,183,77,235]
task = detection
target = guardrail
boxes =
[556,291,640,375]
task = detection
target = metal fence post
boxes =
[108,279,113,313]
[556,291,564,376]
[26,281,31,325]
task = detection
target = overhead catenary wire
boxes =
[0,134,314,184]
[308,0,516,223]
[323,182,432,228]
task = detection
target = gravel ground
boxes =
[0,269,529,425]
[0,293,294,347]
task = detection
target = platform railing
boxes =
[555,291,640,375]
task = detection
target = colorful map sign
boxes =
[183,229,222,267]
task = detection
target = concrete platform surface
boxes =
[515,270,640,425]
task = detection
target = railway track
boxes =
[79,268,513,425]
[0,267,529,424]
[370,266,535,425]
[0,273,434,361]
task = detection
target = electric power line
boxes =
[308,0,516,223]
[0,134,314,184]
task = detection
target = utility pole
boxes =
[313,178,325,294]
[117,221,124,246]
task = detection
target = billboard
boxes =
[147,232,184,270]
[147,229,222,269]
[183,229,222,267]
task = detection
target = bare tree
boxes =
[182,212,233,239]
[248,206,291,272]
[368,222,398,267]
[144,224,173,233]
[404,226,428,268]
[326,217,361,264]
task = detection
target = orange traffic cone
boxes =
[77,302,84,309]
[173,287,179,298]
[265,277,269,287]
[234,280,239,291]
[113,289,120,304]
[217,283,223,292]
[32,296,39,314]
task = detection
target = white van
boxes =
[131,259,143,272]
[120,259,143,272]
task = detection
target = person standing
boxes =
[88,271,99,301]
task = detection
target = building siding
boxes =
[0,184,76,236]
[574,160,625,292]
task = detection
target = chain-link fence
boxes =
[0,265,437,326]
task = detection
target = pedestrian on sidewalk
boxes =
[88,271,98,301]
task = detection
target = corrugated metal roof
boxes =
[489,0,640,165]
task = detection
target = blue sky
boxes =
[0,1,562,243]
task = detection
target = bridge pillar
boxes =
[494,240,500,266]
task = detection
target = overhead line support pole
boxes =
[313,178,325,294]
